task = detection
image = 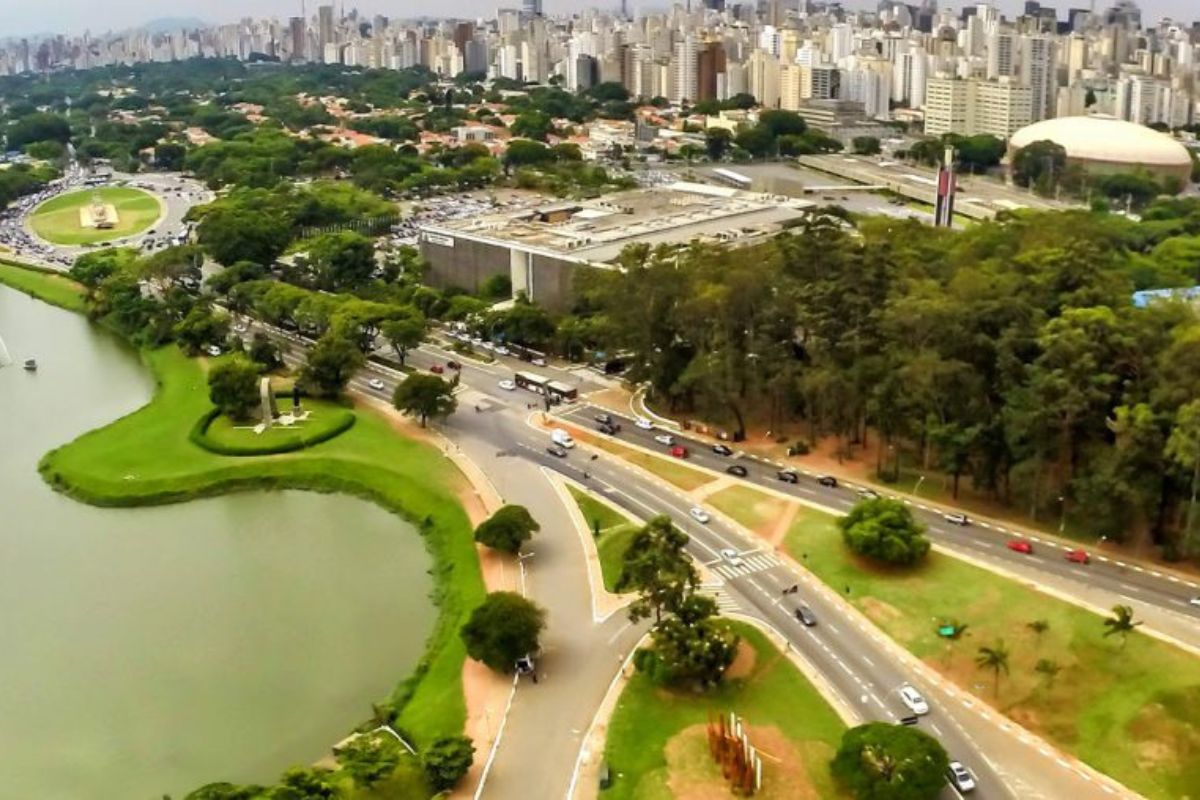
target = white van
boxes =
[551,429,576,448]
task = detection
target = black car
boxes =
[777,469,799,484]
[726,464,749,477]
[597,423,618,435]
[546,445,568,458]
[712,444,733,456]
[816,475,838,488]
[795,605,817,626]
[594,413,613,425]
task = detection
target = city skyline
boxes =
[3,0,1198,39]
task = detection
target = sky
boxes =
[0,0,1195,39]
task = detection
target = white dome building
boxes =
[1008,114,1193,182]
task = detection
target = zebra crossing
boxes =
[697,583,743,615]
[710,552,782,579]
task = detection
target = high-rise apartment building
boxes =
[289,17,306,62]
[317,5,335,52]
[925,75,1032,137]
[1019,35,1056,121]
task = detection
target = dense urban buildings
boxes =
[1,1,1196,135]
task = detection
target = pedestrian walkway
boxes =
[711,552,781,579]
[697,582,743,614]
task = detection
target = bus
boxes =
[711,167,752,189]
[515,371,578,403]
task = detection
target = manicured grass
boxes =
[0,259,86,312]
[29,186,161,245]
[601,623,847,800]
[707,484,790,536]
[199,398,355,455]
[711,488,1200,800]
[567,485,638,592]
[38,345,486,749]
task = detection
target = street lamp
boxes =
[913,475,925,496]
[1058,495,1066,533]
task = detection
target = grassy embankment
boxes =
[601,623,848,800]
[3,262,484,751]
[707,484,1200,800]
[566,485,638,592]
[29,186,161,245]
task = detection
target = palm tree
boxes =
[1034,658,1062,688]
[1103,604,1142,650]
[975,640,1010,699]
[1026,619,1050,649]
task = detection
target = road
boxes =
[556,404,1200,651]
[247,319,1138,799]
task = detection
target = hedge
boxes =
[190,406,357,456]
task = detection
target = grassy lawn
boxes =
[567,485,639,592]
[709,487,1200,800]
[38,345,486,750]
[29,187,161,245]
[0,260,86,312]
[707,485,790,537]
[200,397,355,454]
[601,623,847,800]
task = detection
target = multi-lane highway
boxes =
[245,318,1144,799]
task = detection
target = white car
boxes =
[481,341,496,351]
[719,547,744,567]
[898,684,930,716]
[368,378,386,391]
[635,418,654,430]
[205,345,222,357]
[943,512,970,526]
[946,761,976,793]
[498,379,516,391]
[689,507,710,524]
[531,357,547,367]
[654,434,675,446]
[1189,596,1200,608]
[494,345,510,355]
[233,323,248,333]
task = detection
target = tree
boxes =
[975,640,1010,698]
[379,312,426,366]
[460,591,546,672]
[504,139,554,168]
[308,231,376,291]
[510,111,553,141]
[1102,604,1141,649]
[300,333,364,398]
[422,735,475,793]
[852,136,881,156]
[392,373,457,427]
[636,594,739,689]
[474,505,540,554]
[705,127,732,161]
[1165,399,1200,555]
[208,357,261,420]
[1026,619,1050,649]
[197,207,291,267]
[184,783,265,800]
[1012,140,1068,191]
[6,112,71,150]
[248,332,282,371]
[154,142,187,171]
[1034,658,1062,687]
[831,723,950,800]
[616,515,697,624]
[269,767,338,800]
[173,306,230,355]
[837,498,931,566]
[336,733,401,788]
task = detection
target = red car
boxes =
[1065,549,1090,564]
[430,364,445,374]
[1006,539,1033,554]
[670,445,689,459]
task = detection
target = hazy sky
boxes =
[1,0,1195,38]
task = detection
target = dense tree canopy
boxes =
[474,505,540,554]
[831,723,950,800]
[460,591,546,672]
[207,357,261,420]
[838,498,931,566]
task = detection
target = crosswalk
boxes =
[697,583,743,615]
[710,552,781,579]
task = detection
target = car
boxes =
[719,547,744,566]
[205,345,222,357]
[551,429,575,448]
[481,341,496,351]
[531,357,547,367]
[597,423,618,435]
[635,417,654,430]
[943,512,970,526]
[777,469,799,484]
[795,605,817,626]
[898,684,929,716]
[430,364,445,374]
[816,475,838,488]
[494,345,509,355]
[726,464,749,477]
[1065,548,1090,564]
[946,761,976,793]
[594,413,613,425]
[1189,596,1200,608]
[654,434,675,446]
[858,488,881,500]
[446,360,462,370]
[368,378,386,391]
[689,507,710,524]
[712,444,733,456]
[670,445,689,458]
[1006,539,1033,554]
[498,379,516,391]
[546,445,568,458]
[232,323,248,333]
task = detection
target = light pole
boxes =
[1058,495,1066,533]
[913,475,925,496]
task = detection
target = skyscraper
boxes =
[318,5,335,52]
[523,0,544,18]
[289,16,307,61]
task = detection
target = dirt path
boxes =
[766,501,800,549]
